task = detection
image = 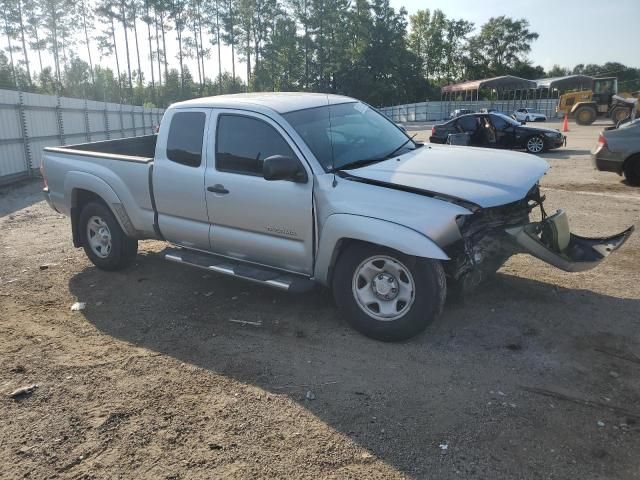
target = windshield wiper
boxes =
[384,133,417,159]
[332,157,388,171]
[334,134,417,171]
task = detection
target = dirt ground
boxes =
[1,120,639,479]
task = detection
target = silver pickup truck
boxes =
[41,93,633,341]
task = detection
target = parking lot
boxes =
[1,120,639,479]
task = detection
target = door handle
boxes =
[207,184,229,194]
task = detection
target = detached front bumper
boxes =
[506,212,634,272]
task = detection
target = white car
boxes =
[514,108,547,122]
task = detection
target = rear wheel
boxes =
[79,202,138,271]
[525,135,545,154]
[574,106,597,125]
[624,155,640,186]
[332,243,446,342]
[610,107,629,125]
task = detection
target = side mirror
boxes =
[520,120,527,125]
[263,155,307,183]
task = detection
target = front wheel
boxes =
[575,106,597,125]
[79,201,138,271]
[525,135,545,154]
[332,244,446,341]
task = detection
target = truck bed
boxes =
[42,135,158,240]
[44,135,157,162]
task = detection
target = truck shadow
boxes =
[68,250,640,477]
[0,179,45,217]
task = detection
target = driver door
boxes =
[204,110,314,275]
[489,114,516,149]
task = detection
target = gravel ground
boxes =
[1,120,639,479]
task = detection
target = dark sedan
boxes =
[430,113,565,154]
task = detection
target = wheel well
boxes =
[73,189,105,210]
[623,153,640,171]
[326,238,402,287]
[70,189,108,247]
[571,102,597,111]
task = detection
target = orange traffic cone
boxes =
[562,113,569,132]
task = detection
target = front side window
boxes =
[166,111,206,167]
[284,101,413,171]
[216,114,297,176]
[490,113,520,129]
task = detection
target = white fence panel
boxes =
[379,98,561,123]
[0,88,166,185]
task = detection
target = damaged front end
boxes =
[444,184,634,295]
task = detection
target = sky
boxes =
[393,0,640,71]
[3,0,639,87]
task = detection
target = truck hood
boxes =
[343,144,549,208]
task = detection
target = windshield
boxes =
[492,113,521,126]
[283,101,414,171]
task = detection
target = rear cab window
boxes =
[166,111,206,167]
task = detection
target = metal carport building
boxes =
[440,75,537,119]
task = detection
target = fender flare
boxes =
[64,171,136,240]
[570,101,597,114]
[314,213,449,285]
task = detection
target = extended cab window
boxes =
[216,115,296,175]
[166,111,206,167]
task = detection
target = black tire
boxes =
[574,106,597,126]
[79,201,138,271]
[332,243,446,342]
[624,155,640,186]
[525,135,546,154]
[610,107,629,125]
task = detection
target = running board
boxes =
[162,247,314,293]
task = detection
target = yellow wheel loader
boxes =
[556,77,639,125]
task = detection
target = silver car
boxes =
[592,119,640,185]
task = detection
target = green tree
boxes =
[467,16,539,78]
[63,56,91,97]
[442,18,473,81]
[0,50,15,88]
[547,64,570,78]
[203,0,224,90]
[255,15,302,90]
[407,9,446,80]
[96,2,123,97]
[36,0,76,87]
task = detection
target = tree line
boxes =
[1,0,639,107]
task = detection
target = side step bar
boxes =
[162,247,315,293]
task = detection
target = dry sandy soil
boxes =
[1,120,639,479]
